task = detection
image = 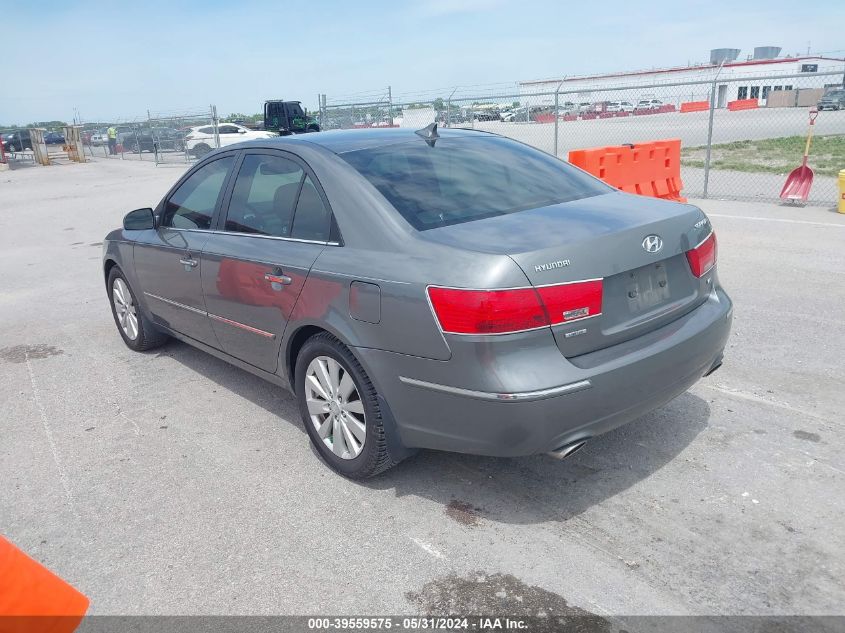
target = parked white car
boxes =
[91,130,108,146]
[606,101,634,113]
[636,99,663,110]
[185,123,275,157]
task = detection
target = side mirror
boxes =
[123,207,156,231]
[238,129,247,134]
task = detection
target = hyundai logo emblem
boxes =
[642,235,663,253]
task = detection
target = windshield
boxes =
[340,136,611,230]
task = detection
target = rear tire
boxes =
[107,266,169,351]
[295,333,404,479]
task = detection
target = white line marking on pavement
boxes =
[708,213,845,228]
[409,537,448,561]
[25,353,80,520]
[707,384,831,423]
[707,385,845,476]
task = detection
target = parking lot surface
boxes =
[1,158,844,617]
[473,108,845,156]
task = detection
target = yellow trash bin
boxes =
[840,170,845,213]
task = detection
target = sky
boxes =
[1,0,843,124]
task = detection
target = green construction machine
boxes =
[263,100,320,135]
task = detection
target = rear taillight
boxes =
[686,232,717,277]
[427,279,603,335]
[536,279,603,325]
[427,287,547,334]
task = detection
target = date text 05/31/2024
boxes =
[307,617,530,630]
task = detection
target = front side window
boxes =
[340,136,610,231]
[161,156,234,230]
[225,154,305,237]
[219,125,240,135]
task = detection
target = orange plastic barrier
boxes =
[727,99,758,111]
[0,536,89,633]
[680,101,709,113]
[568,139,686,203]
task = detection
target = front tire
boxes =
[295,333,404,479]
[107,266,169,351]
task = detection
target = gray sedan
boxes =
[102,126,732,479]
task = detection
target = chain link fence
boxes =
[79,106,220,166]
[320,70,845,205]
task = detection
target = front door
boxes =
[201,151,334,372]
[133,154,235,346]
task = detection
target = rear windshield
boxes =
[340,136,610,230]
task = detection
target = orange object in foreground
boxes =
[568,139,686,203]
[0,536,89,633]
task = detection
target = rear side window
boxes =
[290,175,331,241]
[225,154,304,237]
[340,136,610,230]
[162,156,234,230]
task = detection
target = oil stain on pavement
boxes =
[793,430,821,442]
[407,572,610,632]
[446,500,485,527]
[0,344,64,364]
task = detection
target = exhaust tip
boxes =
[547,439,588,461]
[703,361,723,377]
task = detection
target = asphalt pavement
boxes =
[1,158,844,618]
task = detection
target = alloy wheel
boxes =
[112,278,139,340]
[304,355,366,459]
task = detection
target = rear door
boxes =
[133,153,236,346]
[200,150,334,372]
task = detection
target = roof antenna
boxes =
[415,122,439,146]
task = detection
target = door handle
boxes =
[179,257,198,268]
[264,272,292,285]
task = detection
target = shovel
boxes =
[780,109,819,203]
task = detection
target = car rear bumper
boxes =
[355,286,732,457]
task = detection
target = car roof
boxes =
[190,123,239,129]
[237,127,494,154]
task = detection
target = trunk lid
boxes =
[422,191,715,356]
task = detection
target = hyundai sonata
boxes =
[102,126,732,478]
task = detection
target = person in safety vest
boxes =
[107,126,117,155]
